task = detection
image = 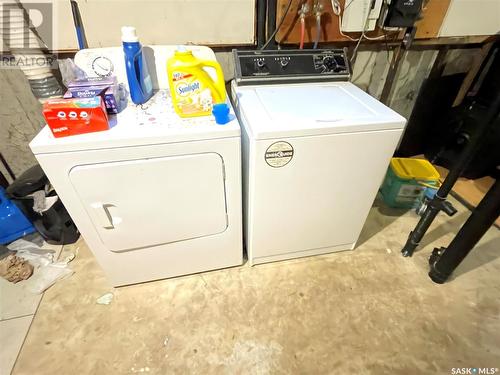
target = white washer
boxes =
[232,49,406,265]
[30,47,242,286]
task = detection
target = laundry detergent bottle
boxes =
[167,46,226,117]
[121,26,153,105]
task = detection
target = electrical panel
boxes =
[341,0,384,32]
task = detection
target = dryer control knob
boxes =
[256,59,266,69]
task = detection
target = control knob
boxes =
[333,56,346,72]
[322,56,337,71]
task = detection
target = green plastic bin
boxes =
[380,158,440,209]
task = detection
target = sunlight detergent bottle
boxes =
[167,46,226,117]
[121,26,153,105]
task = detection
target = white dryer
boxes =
[30,46,242,286]
[232,49,406,265]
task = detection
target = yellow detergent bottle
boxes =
[167,46,226,118]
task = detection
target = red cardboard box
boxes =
[42,96,109,138]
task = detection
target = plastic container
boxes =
[380,158,440,209]
[0,187,35,245]
[6,165,80,245]
[212,103,230,124]
[121,26,153,105]
[167,46,226,118]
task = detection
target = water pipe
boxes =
[298,3,310,49]
[313,0,323,49]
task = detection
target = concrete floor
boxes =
[0,237,63,375]
[11,196,500,374]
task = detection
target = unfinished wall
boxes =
[351,50,393,99]
[0,68,44,180]
[351,49,439,119]
[351,47,480,121]
[0,47,483,182]
[215,52,235,81]
[388,50,439,120]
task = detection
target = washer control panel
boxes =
[233,49,350,85]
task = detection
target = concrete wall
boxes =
[351,47,479,120]
[351,50,393,99]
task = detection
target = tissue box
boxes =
[64,76,120,114]
[43,96,109,138]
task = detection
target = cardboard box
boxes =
[42,96,109,138]
[64,76,121,114]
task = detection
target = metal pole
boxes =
[401,93,500,257]
[429,178,500,283]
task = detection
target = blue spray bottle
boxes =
[121,26,153,105]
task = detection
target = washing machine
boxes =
[232,49,406,265]
[30,46,242,286]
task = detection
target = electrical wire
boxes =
[344,0,356,12]
[334,0,387,42]
[350,31,364,63]
[313,14,321,49]
[261,0,294,50]
[350,0,373,63]
[335,0,394,63]
[384,30,390,61]
[331,0,341,15]
[363,34,387,40]
[338,13,360,41]
[331,0,358,40]
[299,17,306,49]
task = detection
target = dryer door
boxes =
[69,153,227,252]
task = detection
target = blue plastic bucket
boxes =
[0,187,36,245]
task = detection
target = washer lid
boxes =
[30,90,240,154]
[234,82,406,139]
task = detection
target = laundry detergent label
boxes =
[265,141,294,168]
[172,72,214,115]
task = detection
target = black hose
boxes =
[261,0,293,50]
[257,0,267,48]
